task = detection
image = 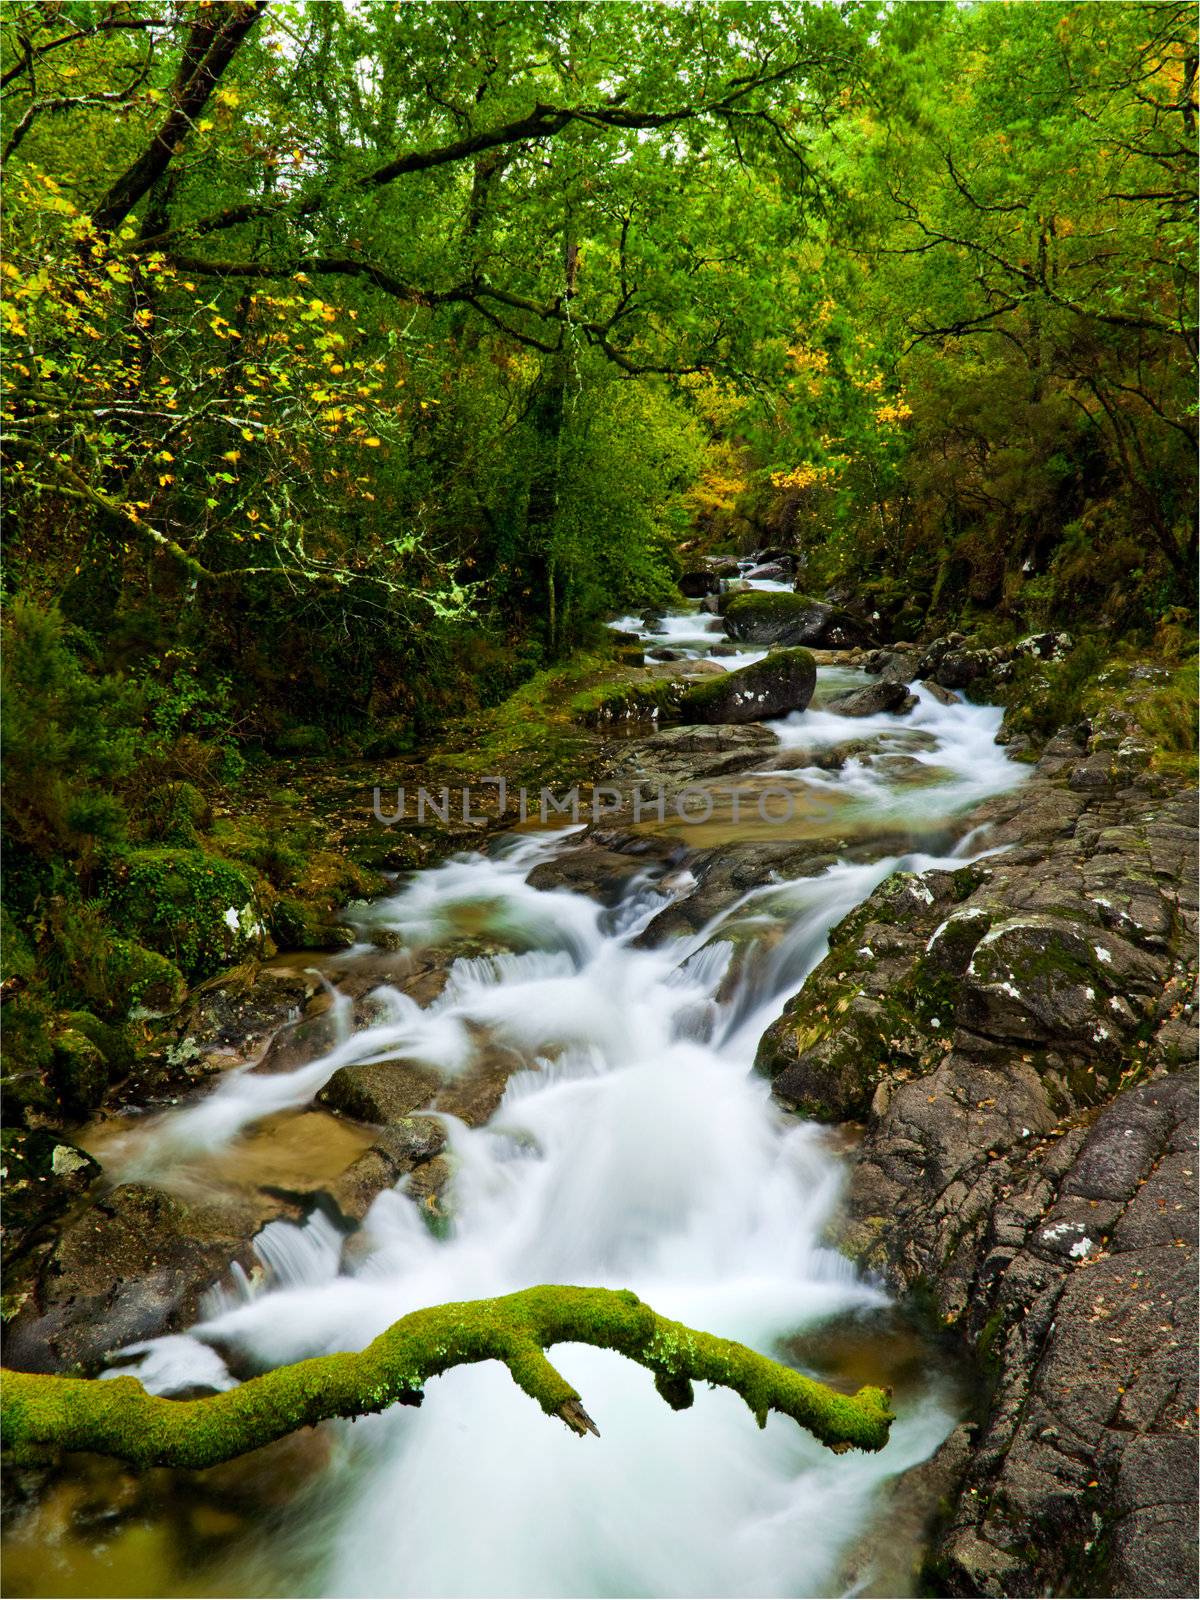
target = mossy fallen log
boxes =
[2,1284,893,1469]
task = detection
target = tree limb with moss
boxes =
[2,1285,893,1469]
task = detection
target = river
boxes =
[8,589,1030,1599]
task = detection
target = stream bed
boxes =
[6,595,1032,1599]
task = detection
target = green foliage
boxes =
[0,602,139,883]
[688,3,1195,638]
[135,782,211,847]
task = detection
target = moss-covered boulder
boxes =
[719,591,870,648]
[48,1028,108,1121]
[755,867,986,1121]
[273,724,331,757]
[959,913,1160,1069]
[676,649,816,724]
[570,676,688,727]
[105,849,264,981]
[58,1011,135,1076]
[104,938,187,1017]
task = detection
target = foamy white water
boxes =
[100,606,1028,1597]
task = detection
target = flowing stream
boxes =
[18,593,1030,1599]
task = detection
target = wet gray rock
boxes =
[863,649,919,685]
[0,1129,101,1259]
[3,1183,272,1373]
[826,680,912,717]
[933,1072,1197,1599]
[920,678,959,706]
[176,962,322,1074]
[328,1117,447,1222]
[527,830,679,898]
[914,631,1074,700]
[677,570,719,597]
[252,1008,342,1075]
[317,1059,441,1124]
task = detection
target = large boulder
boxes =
[678,570,719,598]
[317,1058,441,1124]
[675,648,816,725]
[3,1182,268,1373]
[720,590,870,648]
[104,848,265,981]
[826,680,913,718]
[959,913,1160,1059]
[772,762,1198,1599]
[862,649,919,685]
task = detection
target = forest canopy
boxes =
[3,1,1194,692]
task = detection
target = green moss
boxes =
[104,938,186,1017]
[48,1028,108,1121]
[104,848,261,981]
[568,677,683,725]
[719,590,809,621]
[273,724,331,757]
[207,816,309,889]
[0,906,37,986]
[431,639,628,787]
[1,1285,894,1470]
[57,1010,131,1067]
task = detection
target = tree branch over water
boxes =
[2,1286,893,1470]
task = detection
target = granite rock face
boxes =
[758,724,1197,1597]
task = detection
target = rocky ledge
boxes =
[756,715,1197,1598]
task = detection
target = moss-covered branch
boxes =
[2,1285,893,1469]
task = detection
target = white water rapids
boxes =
[92,599,1028,1598]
